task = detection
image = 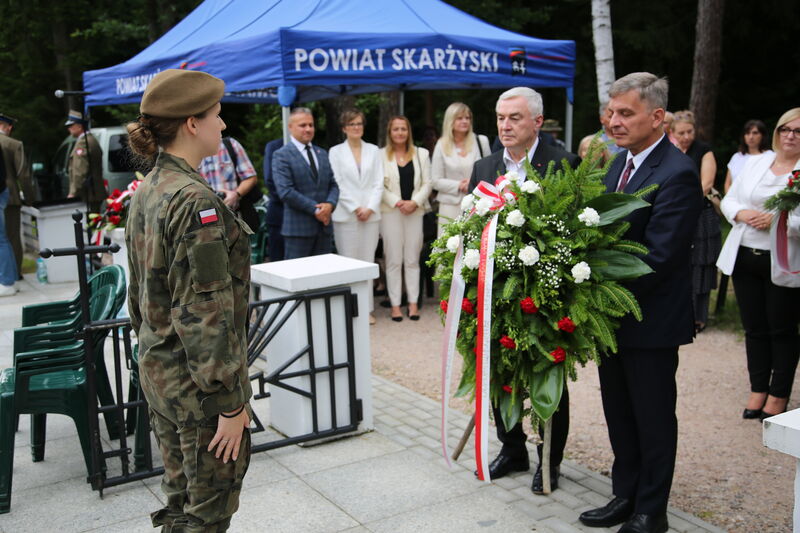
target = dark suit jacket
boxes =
[272,141,339,238]
[604,136,703,349]
[468,140,581,191]
[263,138,284,226]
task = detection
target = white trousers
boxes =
[437,202,462,238]
[333,219,380,311]
[380,209,423,306]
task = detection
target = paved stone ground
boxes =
[0,276,726,532]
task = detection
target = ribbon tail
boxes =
[775,211,800,274]
[475,214,498,482]
[441,245,465,468]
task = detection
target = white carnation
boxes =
[518,245,540,266]
[571,261,591,283]
[520,180,540,194]
[475,197,493,216]
[504,170,520,182]
[446,235,461,253]
[578,207,601,227]
[460,194,475,211]
[464,249,481,269]
[506,209,525,227]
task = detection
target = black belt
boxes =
[740,245,769,256]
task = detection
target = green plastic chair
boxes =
[0,285,116,513]
[249,204,269,264]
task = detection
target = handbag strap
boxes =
[222,137,242,185]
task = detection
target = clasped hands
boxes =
[736,209,773,231]
[315,202,333,225]
[395,199,418,215]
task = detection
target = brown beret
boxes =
[140,69,224,118]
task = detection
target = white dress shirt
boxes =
[616,134,665,189]
[502,137,539,177]
[290,135,319,169]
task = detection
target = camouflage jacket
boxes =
[126,152,253,426]
[68,132,106,202]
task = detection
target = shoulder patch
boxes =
[199,208,219,225]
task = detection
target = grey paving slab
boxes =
[303,449,476,523]
[81,514,153,532]
[234,477,359,533]
[366,491,550,533]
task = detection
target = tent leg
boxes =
[399,91,405,116]
[564,94,573,153]
[282,106,290,145]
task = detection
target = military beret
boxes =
[0,113,17,126]
[140,69,225,118]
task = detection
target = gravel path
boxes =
[369,303,795,533]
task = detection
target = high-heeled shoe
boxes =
[742,408,762,419]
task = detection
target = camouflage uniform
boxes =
[68,132,105,212]
[126,152,253,532]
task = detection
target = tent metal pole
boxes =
[399,91,405,116]
[282,106,290,144]
[565,93,574,153]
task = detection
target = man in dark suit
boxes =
[263,137,285,261]
[272,108,339,260]
[578,73,702,533]
[469,87,580,494]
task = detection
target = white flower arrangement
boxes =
[475,197,493,216]
[571,261,591,283]
[520,180,541,194]
[518,245,540,266]
[460,194,475,211]
[446,235,460,253]
[578,207,601,227]
[463,249,481,269]
[506,209,525,227]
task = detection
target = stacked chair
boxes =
[0,265,126,513]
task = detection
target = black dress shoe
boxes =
[474,453,529,479]
[579,496,633,528]
[742,408,762,419]
[531,464,559,494]
[618,513,668,533]
[760,409,785,421]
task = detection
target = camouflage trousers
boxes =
[149,409,251,532]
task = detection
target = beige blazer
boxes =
[380,146,431,215]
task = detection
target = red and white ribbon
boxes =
[440,245,465,468]
[472,176,518,212]
[774,210,800,274]
[475,213,499,482]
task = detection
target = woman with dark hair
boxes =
[672,110,721,333]
[379,115,431,321]
[125,69,252,532]
[724,119,772,193]
[717,107,800,420]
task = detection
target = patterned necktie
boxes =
[305,144,318,180]
[616,158,635,192]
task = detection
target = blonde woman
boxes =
[431,102,490,236]
[380,115,431,321]
[330,108,383,324]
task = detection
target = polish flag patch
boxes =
[199,208,218,225]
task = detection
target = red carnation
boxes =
[520,297,538,314]
[502,385,513,393]
[550,347,566,363]
[790,178,796,187]
[110,188,122,199]
[109,200,123,213]
[462,298,475,314]
[557,317,576,333]
[108,215,122,225]
[499,335,516,349]
[440,300,448,313]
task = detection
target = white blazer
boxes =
[380,146,432,215]
[330,140,383,223]
[717,152,800,274]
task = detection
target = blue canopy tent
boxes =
[83,0,576,146]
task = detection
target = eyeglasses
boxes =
[777,126,800,137]
[346,122,364,128]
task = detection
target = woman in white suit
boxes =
[431,102,491,236]
[330,108,383,324]
[380,115,431,321]
[717,107,800,421]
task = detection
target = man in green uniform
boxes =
[125,70,253,532]
[65,110,105,212]
[0,113,34,278]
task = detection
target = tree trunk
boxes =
[591,0,615,106]
[377,91,401,147]
[51,17,75,111]
[321,95,355,147]
[689,0,725,141]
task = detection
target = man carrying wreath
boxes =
[579,73,702,533]
[468,87,579,494]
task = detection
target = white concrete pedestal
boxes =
[21,202,87,283]
[763,409,800,532]
[250,254,378,439]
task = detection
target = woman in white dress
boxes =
[330,108,383,324]
[723,119,772,193]
[431,102,490,236]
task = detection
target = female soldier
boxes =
[125,69,252,533]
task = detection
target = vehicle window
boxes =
[108,134,137,172]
